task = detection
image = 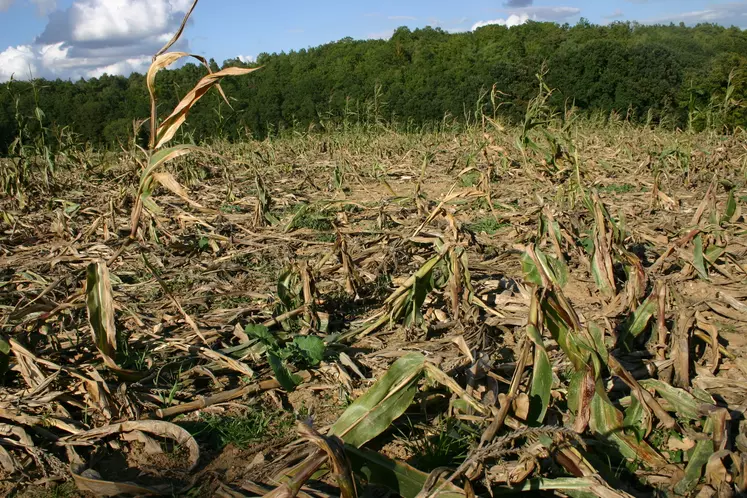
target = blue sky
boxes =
[1,0,746,81]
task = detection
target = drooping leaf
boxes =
[141,145,199,189]
[721,189,736,224]
[589,388,667,468]
[673,417,715,495]
[623,394,647,442]
[155,66,261,149]
[620,291,657,344]
[692,234,709,280]
[638,379,702,420]
[331,353,426,448]
[526,291,552,425]
[268,352,302,392]
[85,261,118,362]
[521,252,542,286]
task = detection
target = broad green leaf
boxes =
[673,417,714,495]
[589,389,666,468]
[704,244,726,265]
[721,189,736,224]
[541,290,588,371]
[620,292,657,343]
[245,324,278,349]
[526,293,551,425]
[293,335,325,366]
[331,353,426,448]
[638,379,701,420]
[623,394,646,442]
[268,352,302,392]
[692,234,709,280]
[346,445,465,498]
[521,252,542,285]
[546,254,569,287]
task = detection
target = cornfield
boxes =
[1,2,746,497]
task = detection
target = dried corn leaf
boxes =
[85,261,117,362]
[155,66,261,149]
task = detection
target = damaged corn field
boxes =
[2,5,747,498]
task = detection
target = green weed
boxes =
[459,170,481,187]
[598,183,636,194]
[467,216,507,235]
[186,407,293,450]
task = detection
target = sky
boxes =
[1,0,746,82]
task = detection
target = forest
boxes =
[0,19,745,153]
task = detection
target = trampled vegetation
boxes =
[1,3,747,497]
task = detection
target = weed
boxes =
[598,183,636,194]
[187,407,293,450]
[315,232,336,243]
[18,481,78,498]
[459,170,481,187]
[467,216,507,235]
[400,417,477,472]
[285,204,333,231]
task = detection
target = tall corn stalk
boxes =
[125,0,260,249]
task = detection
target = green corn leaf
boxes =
[140,144,199,189]
[721,189,736,224]
[526,293,552,425]
[638,379,702,420]
[331,353,426,448]
[620,292,657,343]
[673,417,714,495]
[589,388,666,468]
[521,252,542,286]
[623,394,647,442]
[692,234,709,280]
[541,290,589,371]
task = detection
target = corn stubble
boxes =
[0,1,747,497]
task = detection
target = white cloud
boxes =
[472,14,530,30]
[31,0,56,15]
[510,6,581,21]
[0,45,39,81]
[388,15,417,21]
[604,9,625,20]
[0,0,192,82]
[368,29,395,40]
[648,3,747,27]
[237,54,254,63]
[472,5,580,30]
[0,0,14,12]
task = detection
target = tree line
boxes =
[0,20,745,153]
